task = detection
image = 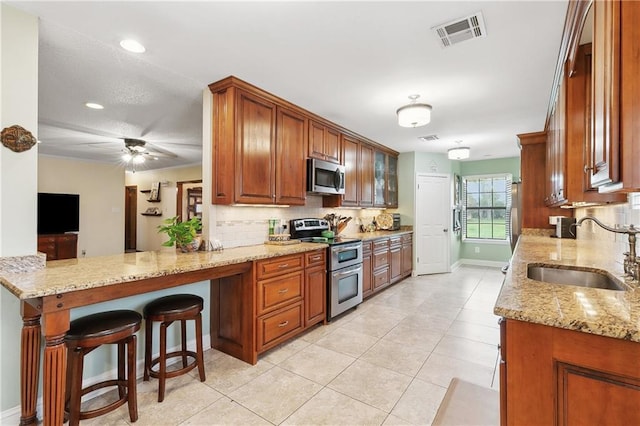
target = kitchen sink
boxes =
[527,265,626,291]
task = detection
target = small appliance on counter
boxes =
[550,216,576,239]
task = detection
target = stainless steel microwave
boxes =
[307,158,345,195]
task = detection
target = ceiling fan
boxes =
[121,138,176,171]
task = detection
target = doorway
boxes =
[415,173,451,275]
[176,180,203,220]
[124,186,137,252]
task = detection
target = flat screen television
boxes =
[37,193,80,234]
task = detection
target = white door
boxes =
[415,173,451,275]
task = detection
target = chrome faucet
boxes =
[573,216,640,282]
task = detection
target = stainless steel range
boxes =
[290,218,363,321]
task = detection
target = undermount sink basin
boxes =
[527,265,625,291]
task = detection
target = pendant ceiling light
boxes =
[448,141,470,160]
[396,94,432,128]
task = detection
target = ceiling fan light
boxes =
[396,95,432,128]
[132,154,146,164]
[122,153,132,162]
[448,146,470,160]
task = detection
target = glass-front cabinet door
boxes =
[374,151,386,206]
[387,155,398,207]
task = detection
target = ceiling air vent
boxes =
[418,135,439,142]
[432,12,487,48]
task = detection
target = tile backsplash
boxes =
[574,194,640,262]
[208,195,387,248]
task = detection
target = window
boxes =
[463,174,512,241]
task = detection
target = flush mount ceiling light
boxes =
[448,141,470,160]
[396,95,432,128]
[85,102,104,110]
[120,39,146,53]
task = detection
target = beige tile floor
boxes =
[55,265,505,425]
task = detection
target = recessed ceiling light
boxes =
[85,102,104,109]
[120,39,146,53]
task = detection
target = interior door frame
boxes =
[414,173,451,275]
[124,185,137,251]
[176,179,203,220]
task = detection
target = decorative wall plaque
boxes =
[1,125,37,152]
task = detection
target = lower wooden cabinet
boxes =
[305,250,327,327]
[37,233,78,260]
[501,318,640,425]
[363,233,413,299]
[256,302,303,352]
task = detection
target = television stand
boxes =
[37,233,78,260]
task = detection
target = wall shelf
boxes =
[141,213,162,216]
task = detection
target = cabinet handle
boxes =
[278,320,289,327]
[278,288,289,294]
[278,263,289,268]
[311,255,321,261]
[584,165,593,174]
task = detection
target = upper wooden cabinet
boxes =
[323,134,376,208]
[543,0,626,205]
[309,120,340,164]
[209,78,306,206]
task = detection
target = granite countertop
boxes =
[344,229,413,241]
[0,242,326,300]
[494,234,640,342]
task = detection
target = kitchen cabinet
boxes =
[401,233,412,277]
[309,120,340,164]
[372,237,390,292]
[304,249,327,327]
[518,132,564,229]
[209,78,306,206]
[374,151,398,208]
[37,233,78,260]
[389,236,402,284]
[500,318,640,426]
[545,73,566,206]
[323,135,376,208]
[361,241,373,299]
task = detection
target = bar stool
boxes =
[143,294,206,402]
[64,310,141,426]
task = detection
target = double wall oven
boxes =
[290,219,363,320]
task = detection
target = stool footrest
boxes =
[148,351,199,379]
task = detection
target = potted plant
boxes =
[157,216,202,252]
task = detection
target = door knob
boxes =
[443,228,449,233]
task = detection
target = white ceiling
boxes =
[10,0,568,170]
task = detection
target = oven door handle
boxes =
[335,265,362,276]
[333,246,360,254]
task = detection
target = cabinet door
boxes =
[341,135,359,206]
[308,120,326,160]
[374,151,386,207]
[362,251,373,299]
[57,234,78,260]
[305,265,326,327]
[389,243,402,283]
[589,0,620,188]
[235,90,276,204]
[324,127,341,163]
[359,143,374,207]
[401,236,412,277]
[275,107,307,205]
[387,155,398,208]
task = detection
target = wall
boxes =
[38,156,125,257]
[0,3,39,411]
[125,165,201,251]
[459,157,521,264]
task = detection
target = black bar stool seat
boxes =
[143,294,205,402]
[65,310,141,426]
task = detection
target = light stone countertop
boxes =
[494,234,640,342]
[0,242,327,300]
[344,229,413,241]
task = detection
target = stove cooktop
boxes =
[297,236,361,246]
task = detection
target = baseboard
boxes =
[0,334,211,423]
[450,260,463,271]
[459,258,507,268]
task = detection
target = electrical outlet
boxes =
[474,246,480,254]
[81,249,86,257]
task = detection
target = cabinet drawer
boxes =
[373,250,389,270]
[362,240,373,254]
[58,234,77,242]
[401,233,412,244]
[373,267,389,290]
[38,236,56,243]
[256,271,303,315]
[257,302,303,352]
[256,254,304,280]
[305,250,326,268]
[390,236,402,248]
[373,238,389,251]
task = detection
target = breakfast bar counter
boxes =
[0,242,326,426]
